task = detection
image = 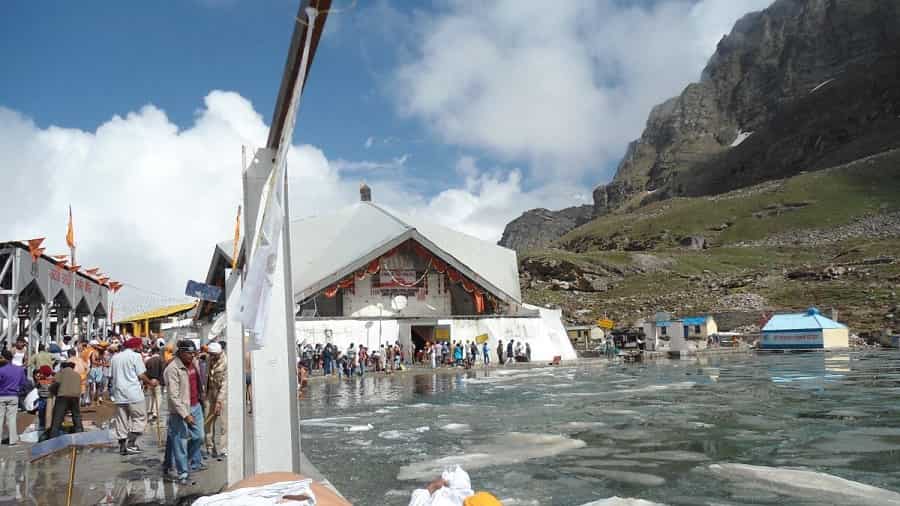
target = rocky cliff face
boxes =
[595,0,900,214]
[498,205,592,254]
[501,0,900,253]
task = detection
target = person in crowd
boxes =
[111,337,157,455]
[322,343,333,376]
[336,351,347,379]
[101,344,114,399]
[384,344,394,374]
[525,342,532,362]
[505,340,515,365]
[49,360,84,438]
[11,337,27,368]
[430,342,438,369]
[482,341,490,367]
[87,341,105,405]
[204,342,227,459]
[358,345,367,377]
[28,343,54,374]
[515,341,524,362]
[163,340,206,483]
[0,350,26,445]
[197,346,210,392]
[34,365,54,431]
[66,349,89,406]
[144,347,165,422]
[60,335,73,355]
[394,341,403,370]
[311,343,320,371]
[497,340,504,365]
[347,343,357,377]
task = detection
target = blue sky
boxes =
[1,1,476,194]
[0,0,771,308]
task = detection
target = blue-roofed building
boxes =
[641,314,718,352]
[760,308,849,350]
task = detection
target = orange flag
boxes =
[232,205,241,269]
[66,205,76,249]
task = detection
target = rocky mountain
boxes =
[596,0,900,212]
[501,0,900,252]
[499,205,592,254]
[499,0,900,335]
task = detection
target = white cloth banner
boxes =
[192,479,315,506]
[238,190,284,350]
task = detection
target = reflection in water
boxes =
[301,351,900,505]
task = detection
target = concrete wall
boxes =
[822,327,849,349]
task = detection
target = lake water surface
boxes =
[300,351,900,505]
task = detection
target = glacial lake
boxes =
[299,351,900,505]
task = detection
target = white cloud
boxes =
[401,158,588,243]
[392,0,773,179]
[0,93,570,308]
[364,136,374,149]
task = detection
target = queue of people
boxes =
[297,337,535,379]
[1,332,229,486]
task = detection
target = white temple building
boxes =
[203,186,576,362]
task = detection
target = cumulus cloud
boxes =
[392,0,773,179]
[0,93,560,310]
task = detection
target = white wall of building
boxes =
[344,273,451,318]
[295,306,577,362]
[295,318,401,351]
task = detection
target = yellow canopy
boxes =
[116,302,197,324]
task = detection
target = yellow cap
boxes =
[464,492,502,506]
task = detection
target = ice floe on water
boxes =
[623,450,709,462]
[299,415,358,426]
[379,426,430,440]
[579,497,665,506]
[707,463,900,505]
[558,421,606,433]
[345,424,373,432]
[558,382,696,398]
[560,467,666,486]
[397,432,585,481]
[440,423,472,434]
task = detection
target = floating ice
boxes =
[707,463,900,505]
[379,426,430,440]
[300,416,358,427]
[810,78,835,93]
[730,130,753,147]
[558,421,607,433]
[345,424,373,432]
[397,433,585,481]
[441,423,472,434]
[562,467,666,486]
[625,450,709,462]
[579,498,665,506]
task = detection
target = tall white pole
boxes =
[224,268,245,485]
